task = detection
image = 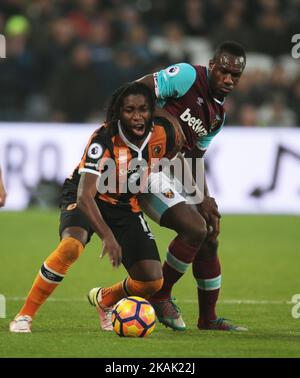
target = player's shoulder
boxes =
[91,123,108,137]
[151,116,176,144]
[162,62,197,81]
[91,123,114,142]
[87,124,114,157]
[152,116,173,133]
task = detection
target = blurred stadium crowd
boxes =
[0,0,299,126]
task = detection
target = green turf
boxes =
[0,210,299,358]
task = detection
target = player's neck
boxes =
[118,121,152,151]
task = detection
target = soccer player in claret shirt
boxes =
[10,82,187,333]
[137,41,248,331]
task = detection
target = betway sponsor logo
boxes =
[180,108,207,137]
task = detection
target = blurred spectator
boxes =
[0,15,37,120]
[0,0,24,16]
[47,17,77,70]
[67,0,101,39]
[127,23,156,68]
[258,95,297,127]
[285,0,300,37]
[49,42,100,123]
[255,0,289,56]
[0,12,5,33]
[211,10,255,52]
[142,1,178,34]
[98,45,145,97]
[25,0,59,53]
[0,0,298,127]
[89,19,113,63]
[149,22,191,63]
[179,0,207,37]
[237,104,258,127]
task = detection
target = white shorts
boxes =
[139,171,187,224]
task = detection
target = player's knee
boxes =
[183,219,207,247]
[162,205,207,246]
[128,278,164,298]
[56,237,84,265]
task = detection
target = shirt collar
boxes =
[118,120,152,160]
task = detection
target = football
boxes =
[112,296,156,337]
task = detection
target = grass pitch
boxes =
[0,210,299,358]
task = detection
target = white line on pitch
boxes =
[5,297,292,304]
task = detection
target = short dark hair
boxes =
[105,82,155,132]
[213,41,246,62]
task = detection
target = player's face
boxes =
[208,52,245,99]
[120,94,152,141]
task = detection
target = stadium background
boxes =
[0,0,299,359]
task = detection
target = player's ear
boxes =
[208,59,214,72]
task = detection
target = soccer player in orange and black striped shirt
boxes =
[10,82,184,333]
[63,109,180,213]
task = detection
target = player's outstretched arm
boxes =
[185,149,221,241]
[137,74,186,147]
[0,167,7,207]
[136,74,155,91]
[154,106,186,151]
[77,172,122,267]
[176,152,204,205]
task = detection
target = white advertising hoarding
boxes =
[0,123,300,214]
[0,123,95,210]
[205,127,300,214]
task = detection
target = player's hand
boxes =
[0,186,7,207]
[100,233,122,268]
[198,196,221,241]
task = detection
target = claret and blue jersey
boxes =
[154,63,226,152]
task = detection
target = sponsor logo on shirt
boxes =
[85,161,98,168]
[180,108,207,137]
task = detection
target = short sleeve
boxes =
[78,133,107,176]
[154,63,196,100]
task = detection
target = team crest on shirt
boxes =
[162,189,175,199]
[211,115,221,130]
[88,143,103,159]
[152,144,162,157]
[166,65,180,77]
[197,97,204,106]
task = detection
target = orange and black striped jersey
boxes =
[62,117,180,212]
